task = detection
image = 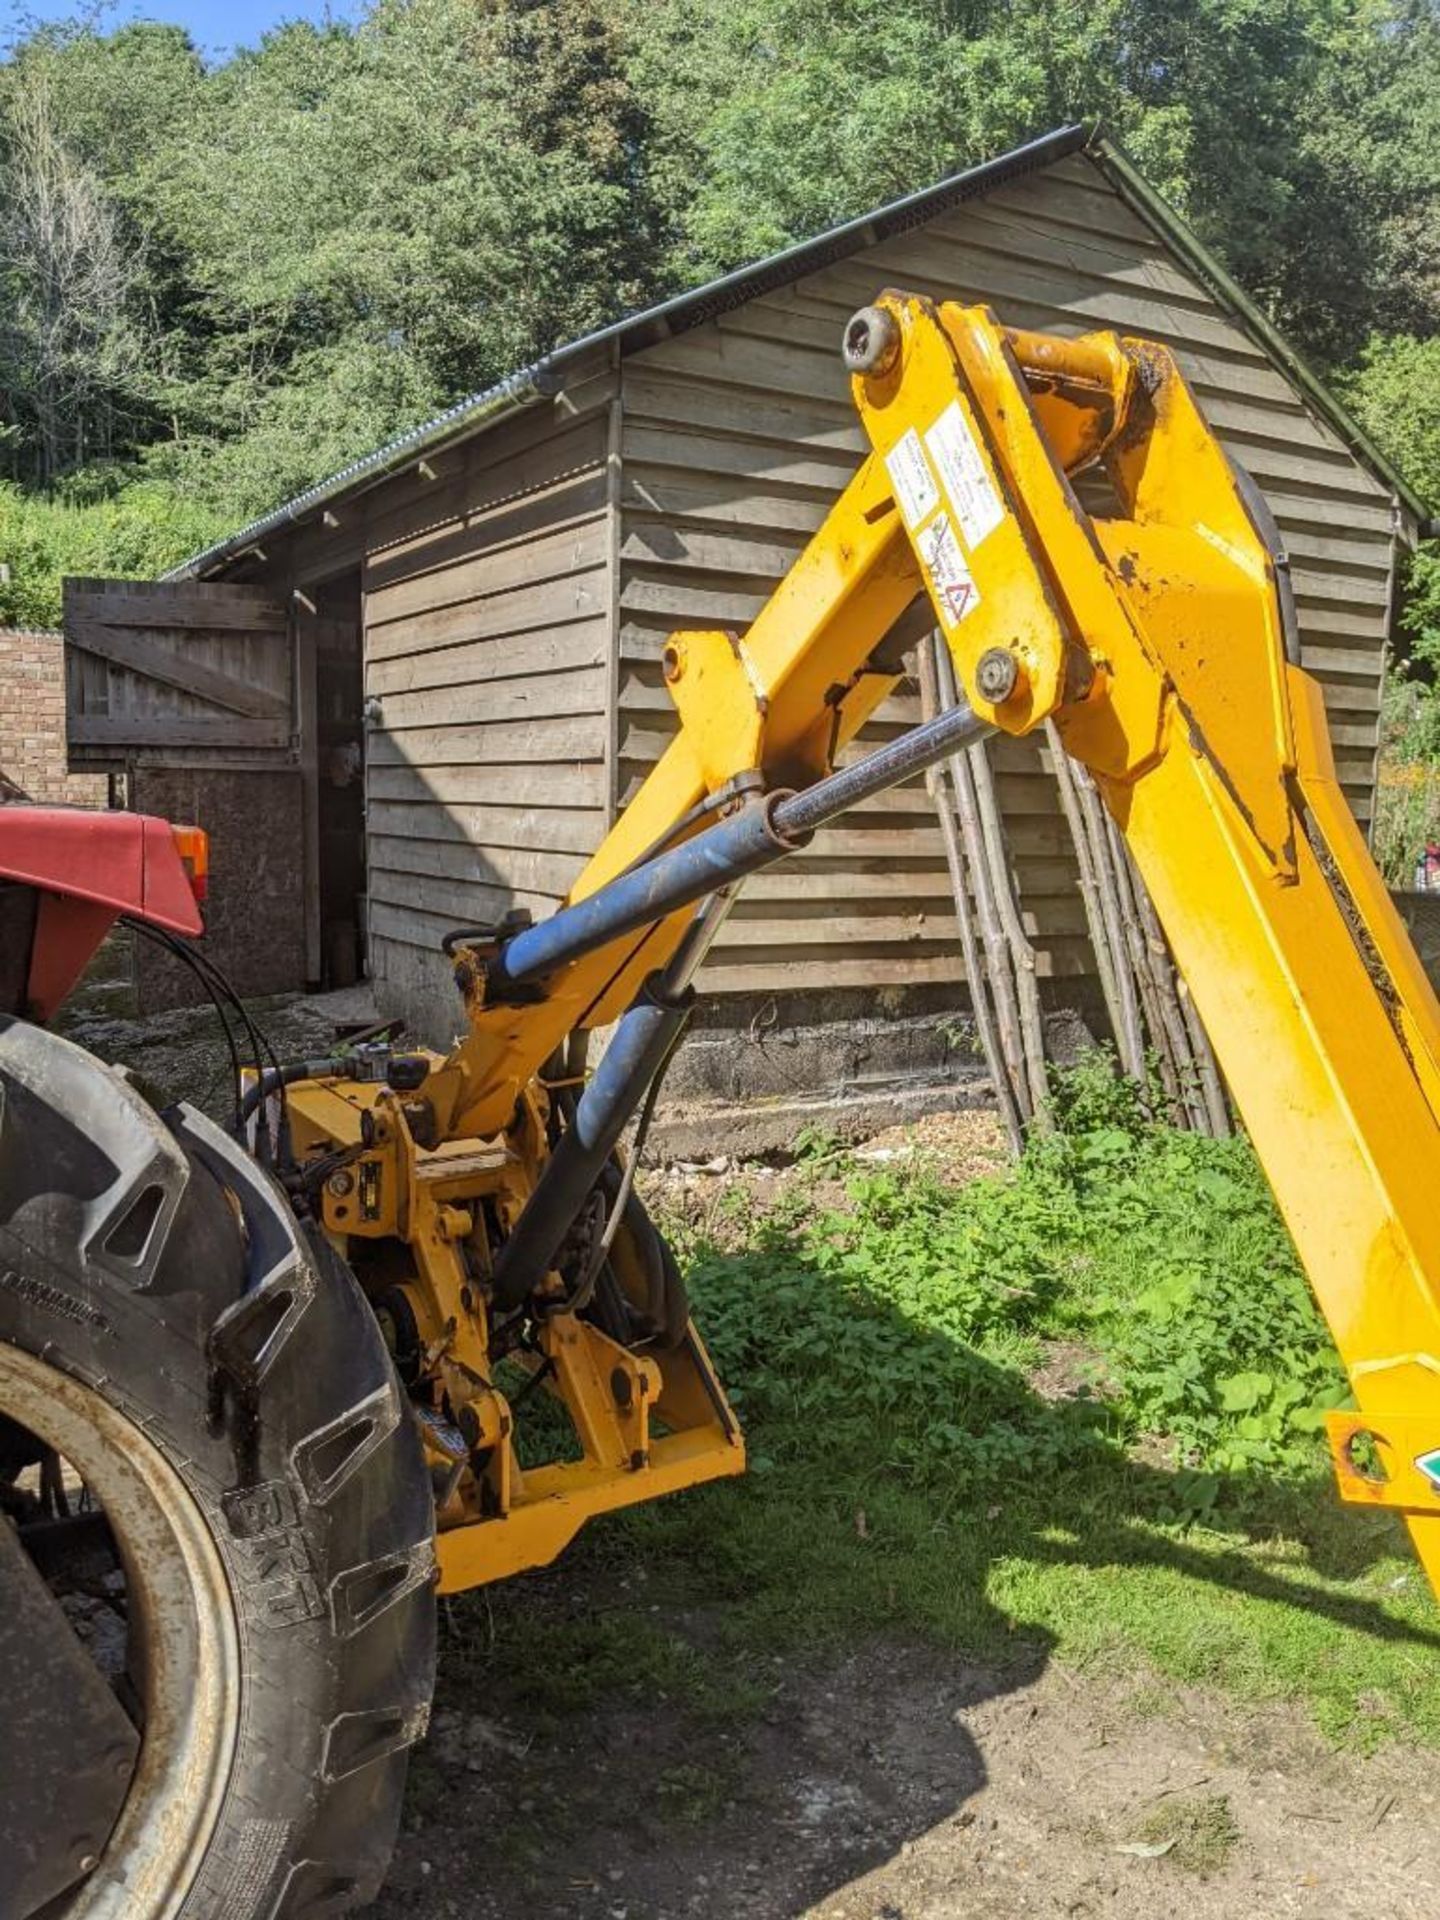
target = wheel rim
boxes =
[0,1341,240,1920]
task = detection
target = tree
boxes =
[624,0,1440,369]
[81,0,675,516]
[0,0,1435,557]
[0,62,150,482]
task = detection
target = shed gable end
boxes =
[614,151,1394,1001]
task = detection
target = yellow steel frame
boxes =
[285,289,1440,1604]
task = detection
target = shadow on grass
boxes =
[670,1226,1440,1658]
[380,1235,1440,1920]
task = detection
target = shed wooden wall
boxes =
[208,148,1399,1044]
[614,149,1397,1002]
[355,353,618,1029]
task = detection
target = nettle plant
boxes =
[676,1054,1348,1519]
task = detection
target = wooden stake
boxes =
[1103,811,1189,1123]
[1072,761,1146,1081]
[1114,828,1221,1133]
[969,735,1050,1122]
[930,642,1030,1119]
[1176,970,1233,1138]
[934,639,1047,1124]
[918,642,1024,1155]
[1045,720,1130,1060]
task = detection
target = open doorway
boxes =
[306,571,367,989]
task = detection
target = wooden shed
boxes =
[76,126,1419,1103]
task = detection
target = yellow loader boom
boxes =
[275,290,1440,1604]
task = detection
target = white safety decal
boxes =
[918,512,981,628]
[926,400,1005,550]
[884,427,940,530]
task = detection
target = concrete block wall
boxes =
[0,629,106,806]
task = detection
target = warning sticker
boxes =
[884,427,940,530]
[1417,1447,1440,1491]
[925,400,1005,550]
[917,512,981,629]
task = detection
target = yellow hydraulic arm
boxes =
[289,289,1440,1605]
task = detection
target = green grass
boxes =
[656,1759,741,1827]
[451,1056,1440,1754]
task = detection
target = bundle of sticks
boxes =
[918,632,1230,1154]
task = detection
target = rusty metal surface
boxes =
[0,1517,137,1920]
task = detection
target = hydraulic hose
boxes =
[237,1057,350,1129]
[487,973,693,1310]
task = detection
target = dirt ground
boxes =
[56,960,382,1123]
[65,982,1440,1918]
[372,1611,1438,1920]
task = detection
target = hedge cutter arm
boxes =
[286,291,1440,1604]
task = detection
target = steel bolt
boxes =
[842,305,901,377]
[975,648,1021,703]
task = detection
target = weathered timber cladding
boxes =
[616,151,1396,999]
[175,140,1404,1052]
[60,578,308,1009]
[64,577,293,761]
[360,357,617,1034]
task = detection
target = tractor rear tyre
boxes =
[0,1018,435,1920]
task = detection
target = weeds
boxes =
[656,1760,738,1827]
[670,1052,1347,1512]
[441,1055,1437,1763]
[628,1054,1440,1748]
[1132,1791,1241,1875]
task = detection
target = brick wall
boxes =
[0,629,106,806]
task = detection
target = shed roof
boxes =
[169,123,1423,581]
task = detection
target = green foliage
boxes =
[1,2,668,496]
[1038,1042,1157,1136]
[0,0,1436,602]
[684,1162,1092,1492]
[1342,330,1440,878]
[1131,1791,1240,1875]
[1372,675,1440,883]
[1039,1118,1349,1481]
[1346,332,1440,514]
[629,0,1440,366]
[0,471,226,627]
[666,1056,1345,1524]
[626,1073,1437,1749]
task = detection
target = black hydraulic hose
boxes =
[237,1057,350,1128]
[488,974,693,1310]
[566,1007,686,1319]
[120,917,245,1131]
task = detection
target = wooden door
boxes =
[61,577,307,1009]
[63,577,294,762]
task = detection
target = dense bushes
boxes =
[0,475,224,627]
[0,2,1438,637]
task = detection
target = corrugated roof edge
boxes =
[162,364,555,581]
[166,118,1424,581]
[164,124,1088,580]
